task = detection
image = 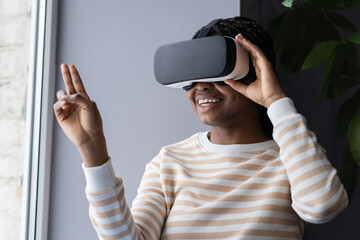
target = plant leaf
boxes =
[308,0,346,10]
[336,89,360,139]
[277,7,317,73]
[282,0,294,8]
[276,7,315,73]
[343,42,359,66]
[272,11,292,54]
[279,20,308,72]
[337,42,360,95]
[343,61,360,78]
[267,12,287,40]
[332,78,360,97]
[346,32,360,44]
[305,3,341,42]
[343,42,360,79]
[302,40,339,69]
[326,12,357,33]
[339,144,358,200]
[348,112,360,164]
[293,32,315,72]
[307,0,359,10]
[327,44,344,99]
[317,45,342,102]
[342,0,360,9]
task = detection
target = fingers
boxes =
[235,34,276,80]
[54,90,72,118]
[56,90,66,100]
[68,64,89,99]
[53,100,65,115]
[235,34,268,64]
[54,92,94,121]
[60,64,89,99]
[224,79,248,96]
[60,93,93,109]
[55,90,93,111]
[61,64,76,94]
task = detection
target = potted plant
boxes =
[268,0,360,198]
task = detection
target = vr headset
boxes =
[153,19,255,90]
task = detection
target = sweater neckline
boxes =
[198,131,277,153]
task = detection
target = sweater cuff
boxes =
[267,97,298,127]
[82,158,118,193]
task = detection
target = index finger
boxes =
[68,64,89,99]
[235,34,268,64]
[61,64,76,95]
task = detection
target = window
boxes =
[0,0,57,239]
[0,0,33,239]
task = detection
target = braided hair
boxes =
[193,16,276,69]
[193,16,275,138]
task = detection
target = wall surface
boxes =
[241,1,360,239]
[48,1,240,239]
[0,0,31,239]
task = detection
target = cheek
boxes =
[185,90,198,112]
[221,90,255,112]
[222,87,251,104]
[185,90,194,103]
[235,94,251,105]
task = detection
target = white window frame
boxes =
[21,0,58,239]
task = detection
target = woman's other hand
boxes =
[224,34,287,108]
[53,64,109,167]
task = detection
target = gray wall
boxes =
[48,1,240,239]
[241,1,360,239]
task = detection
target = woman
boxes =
[54,17,348,240]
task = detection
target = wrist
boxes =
[77,136,109,167]
[267,97,298,127]
[264,93,287,109]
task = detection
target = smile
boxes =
[198,98,223,106]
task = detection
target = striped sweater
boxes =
[83,98,348,240]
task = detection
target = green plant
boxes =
[268,0,360,198]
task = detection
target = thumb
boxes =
[60,93,93,110]
[224,79,248,96]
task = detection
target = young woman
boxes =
[54,17,348,240]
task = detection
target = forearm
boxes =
[83,160,138,239]
[83,158,166,240]
[268,98,348,223]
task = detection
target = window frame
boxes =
[21,0,58,239]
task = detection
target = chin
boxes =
[198,116,221,127]
[198,116,212,126]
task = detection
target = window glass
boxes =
[0,0,32,239]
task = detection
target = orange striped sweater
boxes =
[83,98,348,240]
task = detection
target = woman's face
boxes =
[185,82,258,128]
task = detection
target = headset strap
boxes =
[196,18,222,38]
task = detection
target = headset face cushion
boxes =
[154,36,248,89]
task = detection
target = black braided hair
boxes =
[193,16,276,69]
[193,16,275,138]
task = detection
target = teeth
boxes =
[198,98,221,105]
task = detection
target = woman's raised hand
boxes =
[53,64,108,167]
[224,34,286,109]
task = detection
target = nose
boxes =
[195,82,214,91]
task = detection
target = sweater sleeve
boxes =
[268,98,348,224]
[83,157,166,240]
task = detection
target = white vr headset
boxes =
[153,19,254,90]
